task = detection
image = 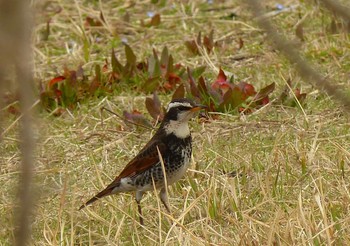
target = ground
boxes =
[1,0,350,245]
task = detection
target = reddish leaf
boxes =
[296,23,304,42]
[152,48,159,60]
[216,68,227,83]
[49,76,66,87]
[196,31,202,46]
[160,46,169,69]
[167,72,181,86]
[163,82,172,91]
[136,61,147,72]
[243,83,256,97]
[111,48,123,73]
[7,105,20,115]
[145,92,163,121]
[53,107,65,117]
[141,13,161,27]
[67,70,77,86]
[102,61,109,72]
[198,76,210,98]
[166,54,174,74]
[172,84,185,100]
[85,16,103,27]
[238,107,253,114]
[108,72,120,82]
[295,88,307,102]
[185,40,199,55]
[54,88,62,99]
[238,82,256,99]
[212,68,231,94]
[238,37,244,50]
[150,13,161,26]
[253,82,275,102]
[203,30,214,53]
[175,63,182,70]
[89,78,101,94]
[278,81,307,107]
[88,64,102,94]
[187,67,200,98]
[259,96,270,105]
[208,100,218,113]
[185,32,202,55]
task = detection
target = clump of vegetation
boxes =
[3,0,350,245]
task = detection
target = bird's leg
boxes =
[135,191,144,225]
[159,187,171,213]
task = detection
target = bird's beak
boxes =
[190,104,207,112]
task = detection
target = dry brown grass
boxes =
[1,0,350,245]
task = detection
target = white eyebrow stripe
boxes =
[166,102,192,112]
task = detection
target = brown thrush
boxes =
[79,98,206,225]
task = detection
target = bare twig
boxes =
[101,106,154,130]
[247,0,350,111]
[319,0,350,22]
[16,57,35,246]
[0,1,36,245]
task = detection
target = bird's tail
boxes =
[79,185,115,210]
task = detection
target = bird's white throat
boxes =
[164,120,190,138]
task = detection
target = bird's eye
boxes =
[177,106,191,111]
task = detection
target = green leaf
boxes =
[192,66,206,79]
[143,77,160,93]
[95,64,101,82]
[111,48,123,73]
[218,88,244,112]
[148,55,161,78]
[124,43,136,65]
[60,80,77,108]
[196,31,202,46]
[160,46,169,68]
[167,54,174,74]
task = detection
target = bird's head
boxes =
[164,98,207,123]
[161,98,206,138]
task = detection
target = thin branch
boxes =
[101,106,154,130]
[0,1,37,245]
[319,0,350,22]
[247,0,350,112]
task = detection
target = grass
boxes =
[1,0,350,245]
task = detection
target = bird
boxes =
[79,98,206,225]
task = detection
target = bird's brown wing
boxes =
[79,138,167,209]
[117,139,167,179]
